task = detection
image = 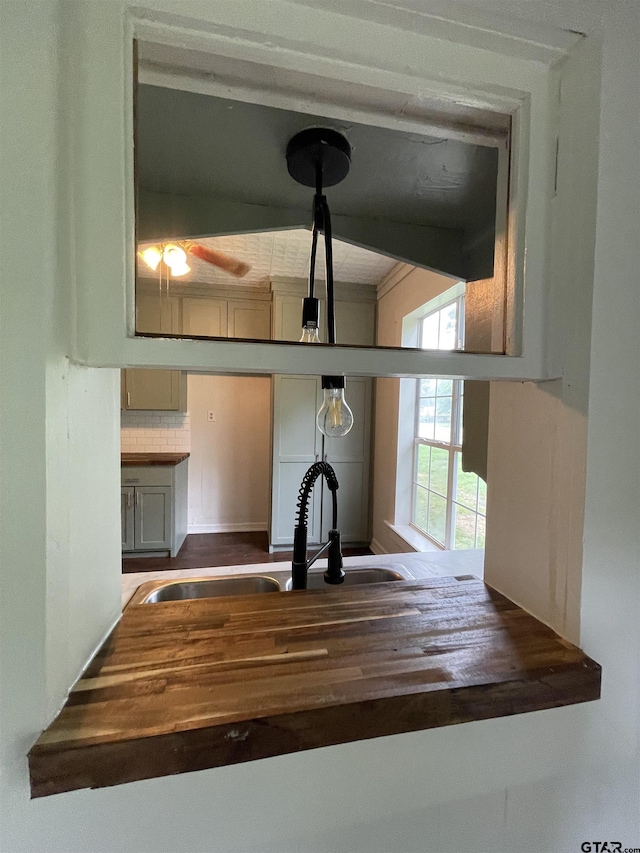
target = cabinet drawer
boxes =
[121,466,173,487]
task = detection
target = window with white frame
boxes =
[411,296,487,549]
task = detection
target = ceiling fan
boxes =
[138,240,251,279]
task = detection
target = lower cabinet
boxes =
[121,485,172,553]
[121,463,188,557]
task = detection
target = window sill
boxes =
[28,576,600,798]
[386,522,442,553]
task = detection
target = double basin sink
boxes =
[128,567,406,606]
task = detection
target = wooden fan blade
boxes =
[186,244,251,278]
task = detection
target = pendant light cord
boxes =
[308,221,319,301]
[322,197,335,345]
[307,158,336,344]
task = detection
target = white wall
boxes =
[187,375,271,532]
[1,2,639,852]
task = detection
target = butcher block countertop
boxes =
[28,576,600,798]
[121,452,190,466]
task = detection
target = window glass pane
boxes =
[457,297,466,346]
[429,447,449,496]
[414,485,428,531]
[421,313,440,349]
[416,444,430,487]
[436,378,452,396]
[457,381,464,445]
[418,398,435,440]
[478,478,487,514]
[434,397,452,443]
[420,378,436,397]
[454,452,478,510]
[428,493,446,544]
[453,504,477,549]
[439,303,457,350]
[476,515,486,549]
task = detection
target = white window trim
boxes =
[65,3,597,382]
[397,290,486,551]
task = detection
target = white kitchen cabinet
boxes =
[136,289,181,335]
[182,295,271,340]
[121,487,135,551]
[271,376,323,546]
[124,289,186,411]
[271,281,375,345]
[121,368,187,412]
[134,486,172,550]
[270,375,372,548]
[322,377,372,542]
[272,293,320,342]
[121,461,188,557]
[182,297,228,337]
[227,299,271,340]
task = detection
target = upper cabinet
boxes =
[136,289,181,335]
[181,294,271,341]
[271,280,376,346]
[123,290,186,411]
[121,368,187,411]
[227,299,271,340]
[182,297,228,338]
[124,284,273,410]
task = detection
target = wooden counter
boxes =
[121,452,190,466]
[28,576,600,798]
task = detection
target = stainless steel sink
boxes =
[129,575,281,605]
[127,566,407,607]
[285,567,404,591]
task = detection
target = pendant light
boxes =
[286,127,354,437]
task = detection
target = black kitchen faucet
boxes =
[290,461,345,590]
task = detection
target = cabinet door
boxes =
[322,377,372,543]
[228,300,271,340]
[182,297,228,337]
[122,368,185,411]
[335,300,376,346]
[134,486,172,551]
[271,376,322,546]
[272,294,325,343]
[121,487,135,551]
[136,289,181,334]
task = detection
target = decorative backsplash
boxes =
[120,411,191,453]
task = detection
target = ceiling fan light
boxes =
[163,244,187,268]
[167,261,191,277]
[139,246,162,271]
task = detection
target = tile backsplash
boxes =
[121,411,191,453]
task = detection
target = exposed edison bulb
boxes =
[139,246,162,271]
[300,297,320,344]
[300,324,320,343]
[163,243,187,270]
[317,377,354,438]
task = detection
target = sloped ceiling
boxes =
[136,84,500,280]
[138,230,398,287]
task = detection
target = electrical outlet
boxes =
[207,411,215,423]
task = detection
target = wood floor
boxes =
[122,531,373,574]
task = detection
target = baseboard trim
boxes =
[188,523,268,534]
